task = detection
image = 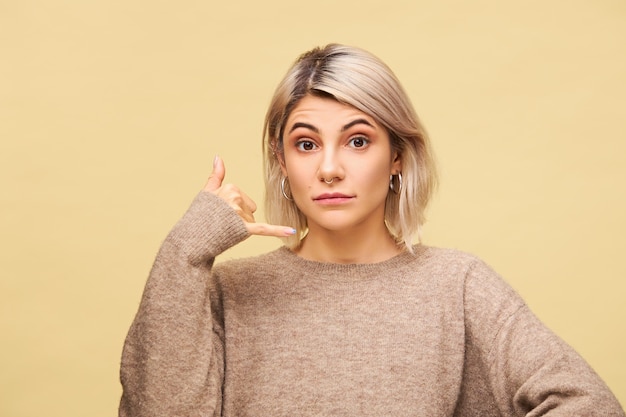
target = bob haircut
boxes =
[263,44,437,252]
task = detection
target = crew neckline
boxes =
[271,244,429,282]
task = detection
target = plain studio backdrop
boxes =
[1,1,625,416]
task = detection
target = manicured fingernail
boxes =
[213,155,219,168]
[287,228,297,235]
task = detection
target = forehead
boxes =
[286,95,380,128]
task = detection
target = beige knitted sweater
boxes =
[119,192,625,416]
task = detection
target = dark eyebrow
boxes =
[341,118,375,132]
[288,118,374,135]
[288,122,319,134]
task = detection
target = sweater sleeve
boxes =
[463,259,625,417]
[119,192,249,417]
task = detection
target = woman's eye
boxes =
[348,136,369,148]
[296,140,317,151]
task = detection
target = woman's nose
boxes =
[317,149,344,183]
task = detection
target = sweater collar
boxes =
[272,245,428,282]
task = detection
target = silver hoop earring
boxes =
[389,173,402,194]
[281,177,293,201]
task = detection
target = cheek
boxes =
[287,174,314,212]
[284,160,314,195]
[288,172,309,193]
[361,160,392,186]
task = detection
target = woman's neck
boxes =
[294,224,403,264]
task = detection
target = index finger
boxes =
[246,222,297,238]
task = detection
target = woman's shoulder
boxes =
[419,245,523,306]
[413,245,516,293]
[213,246,291,274]
[414,245,487,271]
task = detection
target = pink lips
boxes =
[313,192,354,205]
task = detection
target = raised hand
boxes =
[204,155,296,238]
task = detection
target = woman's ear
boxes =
[391,152,402,175]
[272,138,288,176]
[277,152,288,176]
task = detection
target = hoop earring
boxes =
[281,177,293,201]
[389,173,402,194]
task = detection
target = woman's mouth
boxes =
[313,193,355,205]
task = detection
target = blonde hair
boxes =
[263,44,437,251]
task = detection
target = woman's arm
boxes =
[119,192,249,417]
[463,259,625,416]
[118,157,298,416]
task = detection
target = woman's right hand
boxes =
[204,155,296,238]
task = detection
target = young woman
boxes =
[119,44,624,416]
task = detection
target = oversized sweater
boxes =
[119,192,625,416]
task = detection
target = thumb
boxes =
[204,155,225,192]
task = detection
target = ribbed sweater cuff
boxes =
[166,191,249,264]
